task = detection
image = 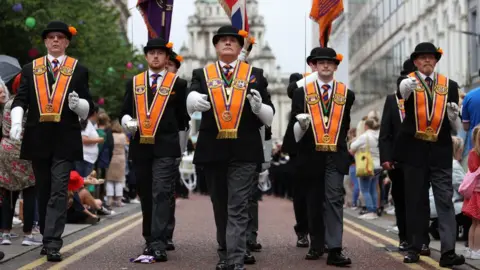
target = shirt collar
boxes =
[219,60,237,69]
[417,71,434,80]
[47,54,66,64]
[148,69,166,78]
[317,79,334,89]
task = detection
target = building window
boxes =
[384,0,390,20]
[378,2,384,24]
[390,0,397,13]
[469,10,478,73]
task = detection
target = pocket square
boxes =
[249,75,256,83]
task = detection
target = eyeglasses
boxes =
[47,35,66,40]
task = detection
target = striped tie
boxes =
[425,77,433,89]
[223,64,233,80]
[151,73,160,92]
[321,84,330,106]
[52,59,59,78]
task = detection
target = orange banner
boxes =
[310,0,344,47]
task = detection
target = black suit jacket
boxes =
[393,78,459,168]
[281,73,303,155]
[291,84,355,175]
[189,66,274,164]
[12,60,94,161]
[120,76,188,160]
[379,93,403,164]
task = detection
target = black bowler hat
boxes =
[400,58,417,76]
[212,25,245,47]
[310,47,342,65]
[410,42,442,61]
[306,47,322,64]
[169,51,183,69]
[143,38,173,54]
[42,21,74,40]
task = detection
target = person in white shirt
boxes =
[350,118,381,220]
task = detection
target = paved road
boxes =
[1,194,476,269]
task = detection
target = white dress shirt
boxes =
[148,69,166,88]
[47,54,65,66]
[219,60,238,71]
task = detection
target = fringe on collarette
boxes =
[217,130,238,139]
[315,144,337,152]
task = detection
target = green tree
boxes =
[0,0,147,117]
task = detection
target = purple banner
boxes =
[137,0,174,41]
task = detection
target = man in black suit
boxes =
[10,21,93,262]
[379,59,415,251]
[164,50,190,252]
[120,38,189,262]
[396,42,464,267]
[282,47,321,249]
[291,47,353,266]
[186,25,274,270]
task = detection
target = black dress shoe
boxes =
[326,249,351,266]
[296,233,309,248]
[398,241,409,252]
[143,245,152,255]
[46,249,62,262]
[247,240,262,252]
[305,248,324,260]
[403,251,420,263]
[152,249,168,262]
[0,251,4,261]
[40,247,47,255]
[244,250,256,264]
[419,245,431,256]
[166,240,175,251]
[439,252,465,267]
[215,260,228,270]
[228,264,245,270]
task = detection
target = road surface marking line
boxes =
[18,212,142,270]
[344,225,426,270]
[344,218,449,270]
[47,218,143,270]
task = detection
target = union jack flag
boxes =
[218,0,249,32]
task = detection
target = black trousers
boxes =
[134,157,177,250]
[32,158,73,249]
[291,154,309,235]
[1,186,36,232]
[166,159,181,242]
[204,162,257,266]
[246,173,261,243]
[388,168,407,242]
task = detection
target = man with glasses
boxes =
[10,21,93,262]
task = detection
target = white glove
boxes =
[399,77,417,100]
[447,102,459,122]
[68,91,79,110]
[257,170,271,192]
[68,91,90,119]
[186,91,211,115]
[295,113,311,130]
[9,107,24,141]
[247,89,262,114]
[179,130,189,154]
[121,115,138,134]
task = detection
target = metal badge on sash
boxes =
[133,71,177,144]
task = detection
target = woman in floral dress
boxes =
[0,75,39,246]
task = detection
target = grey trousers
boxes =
[32,158,73,249]
[204,162,257,265]
[307,155,345,250]
[134,157,177,250]
[403,164,456,254]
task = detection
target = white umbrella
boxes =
[0,55,21,83]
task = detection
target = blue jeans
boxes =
[359,170,380,213]
[349,165,360,207]
[74,160,94,177]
